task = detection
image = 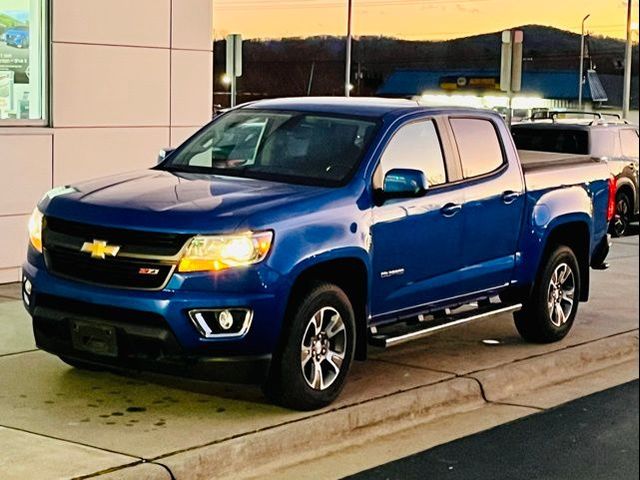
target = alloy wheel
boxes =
[613,197,630,237]
[300,307,347,391]
[547,263,576,327]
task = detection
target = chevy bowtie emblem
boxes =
[80,240,121,259]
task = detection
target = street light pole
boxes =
[578,13,590,109]
[345,0,353,97]
[622,0,633,118]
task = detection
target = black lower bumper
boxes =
[31,294,271,384]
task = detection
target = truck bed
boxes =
[518,149,610,191]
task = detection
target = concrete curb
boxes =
[157,377,483,480]
[471,331,639,402]
[88,463,172,480]
[94,330,638,480]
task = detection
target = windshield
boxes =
[512,127,589,155]
[161,110,379,186]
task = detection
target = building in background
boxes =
[0,0,214,283]
[377,69,621,118]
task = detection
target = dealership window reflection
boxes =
[0,0,46,123]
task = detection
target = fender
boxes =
[286,246,372,292]
[283,247,373,360]
[515,186,593,289]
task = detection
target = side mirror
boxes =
[381,168,428,199]
[157,147,176,164]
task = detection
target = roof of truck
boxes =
[241,97,496,120]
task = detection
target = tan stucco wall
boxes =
[0,0,213,283]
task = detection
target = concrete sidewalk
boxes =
[0,236,637,480]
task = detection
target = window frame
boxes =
[0,0,49,127]
[372,116,451,192]
[447,115,509,183]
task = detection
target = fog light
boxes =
[218,310,234,330]
[188,308,253,338]
[22,277,32,306]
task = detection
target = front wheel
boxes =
[263,282,356,410]
[514,246,581,343]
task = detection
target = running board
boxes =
[369,303,523,348]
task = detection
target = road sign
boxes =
[226,34,243,107]
[500,29,524,125]
[226,34,243,78]
[501,30,523,93]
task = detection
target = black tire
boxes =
[58,355,104,372]
[263,282,356,410]
[610,190,632,238]
[514,245,581,344]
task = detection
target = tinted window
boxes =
[451,119,504,178]
[620,129,639,158]
[381,120,447,187]
[162,110,378,186]
[511,127,590,155]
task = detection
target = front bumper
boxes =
[22,252,290,384]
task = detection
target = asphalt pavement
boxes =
[347,380,639,480]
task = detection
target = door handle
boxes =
[441,203,462,217]
[502,190,521,205]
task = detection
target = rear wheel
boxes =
[514,246,580,343]
[610,191,632,238]
[263,282,356,410]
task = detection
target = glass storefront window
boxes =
[0,0,46,124]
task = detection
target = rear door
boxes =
[370,117,467,319]
[447,116,526,293]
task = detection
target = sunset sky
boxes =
[213,0,638,41]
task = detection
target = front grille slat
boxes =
[44,216,190,257]
[43,216,189,290]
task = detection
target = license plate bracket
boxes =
[70,321,118,357]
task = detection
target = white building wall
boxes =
[0,0,213,283]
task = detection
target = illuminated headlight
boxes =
[28,208,43,253]
[178,231,273,273]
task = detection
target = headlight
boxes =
[178,231,273,273]
[28,208,43,253]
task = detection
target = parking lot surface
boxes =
[0,234,637,479]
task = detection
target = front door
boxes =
[370,118,466,320]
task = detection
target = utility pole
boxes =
[622,0,633,118]
[578,14,590,109]
[345,0,353,97]
[307,61,315,96]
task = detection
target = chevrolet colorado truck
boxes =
[23,98,613,410]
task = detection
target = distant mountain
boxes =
[0,12,26,29]
[214,25,638,105]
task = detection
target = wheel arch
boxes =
[286,252,370,361]
[538,220,591,302]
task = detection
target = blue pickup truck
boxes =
[23,98,613,410]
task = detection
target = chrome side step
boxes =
[369,303,522,348]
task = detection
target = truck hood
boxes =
[41,170,330,233]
